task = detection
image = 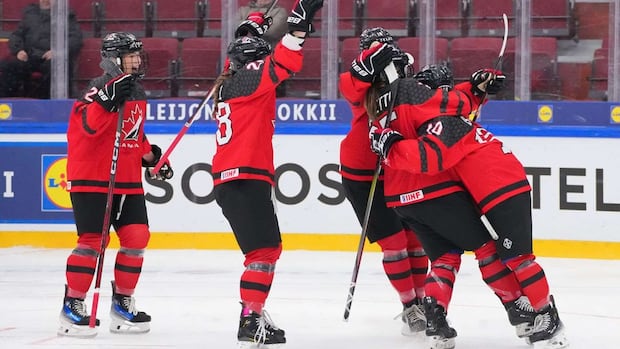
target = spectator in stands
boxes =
[0,0,83,99]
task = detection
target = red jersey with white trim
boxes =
[379,79,484,207]
[212,40,303,186]
[67,74,151,195]
[338,71,381,182]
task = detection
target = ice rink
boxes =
[1,247,619,348]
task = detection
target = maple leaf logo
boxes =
[123,104,143,141]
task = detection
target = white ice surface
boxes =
[0,248,619,348]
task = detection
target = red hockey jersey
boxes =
[67,76,151,195]
[211,39,304,186]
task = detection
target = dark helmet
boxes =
[227,36,271,71]
[101,32,143,59]
[414,63,454,89]
[392,48,415,79]
[359,27,394,50]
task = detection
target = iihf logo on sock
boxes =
[42,154,72,212]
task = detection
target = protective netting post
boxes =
[51,0,69,99]
[515,0,532,101]
[321,0,339,100]
[417,0,437,69]
[609,0,620,101]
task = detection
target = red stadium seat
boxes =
[140,37,179,97]
[311,0,362,37]
[589,48,608,100]
[532,0,574,38]
[68,0,103,37]
[178,37,222,97]
[397,37,450,71]
[0,0,35,34]
[361,1,412,37]
[150,0,206,38]
[500,37,560,99]
[449,37,503,83]
[0,40,10,60]
[435,0,467,38]
[204,0,221,36]
[287,37,322,98]
[98,0,152,37]
[467,0,514,37]
[339,37,361,73]
[73,37,105,95]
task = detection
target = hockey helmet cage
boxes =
[392,48,415,79]
[227,36,272,71]
[359,27,394,51]
[414,63,454,90]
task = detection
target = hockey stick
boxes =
[472,13,508,122]
[150,85,216,176]
[89,60,126,328]
[344,62,400,321]
[150,1,279,176]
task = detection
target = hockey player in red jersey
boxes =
[339,27,429,337]
[210,0,323,346]
[58,32,172,338]
[368,62,568,348]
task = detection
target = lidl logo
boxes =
[42,155,72,211]
[537,105,553,123]
[610,106,620,124]
[0,103,12,120]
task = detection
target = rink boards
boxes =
[1,133,620,259]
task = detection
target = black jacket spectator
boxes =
[0,2,83,98]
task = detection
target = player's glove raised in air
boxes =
[350,43,395,83]
[369,125,404,159]
[470,68,506,96]
[142,144,174,180]
[287,0,324,33]
[235,11,273,38]
[94,73,133,112]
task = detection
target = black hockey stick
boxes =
[472,13,508,122]
[344,62,400,321]
[89,59,126,328]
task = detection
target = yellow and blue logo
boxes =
[610,105,620,124]
[537,105,553,123]
[42,155,72,211]
[0,103,12,120]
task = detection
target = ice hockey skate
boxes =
[237,305,286,348]
[527,296,569,348]
[423,296,457,349]
[109,281,151,334]
[57,285,99,338]
[505,295,537,338]
[398,298,426,337]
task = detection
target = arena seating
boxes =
[204,0,221,37]
[150,0,206,38]
[140,37,179,97]
[397,37,450,71]
[98,0,152,38]
[73,37,105,95]
[68,0,102,38]
[589,48,608,100]
[177,37,221,97]
[0,0,34,35]
[361,1,412,37]
[532,0,574,38]
[286,37,322,98]
[435,0,467,38]
[449,37,503,83]
[467,0,514,37]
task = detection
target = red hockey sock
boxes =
[405,229,428,298]
[377,231,415,303]
[424,252,461,311]
[65,233,103,299]
[241,245,282,313]
[505,254,550,311]
[475,242,522,303]
[114,224,149,295]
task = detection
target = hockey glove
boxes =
[369,125,404,159]
[470,68,506,96]
[235,12,273,38]
[287,0,324,33]
[142,144,174,180]
[94,74,133,112]
[350,43,395,83]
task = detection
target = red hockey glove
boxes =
[369,125,404,159]
[350,43,395,83]
[235,12,273,38]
